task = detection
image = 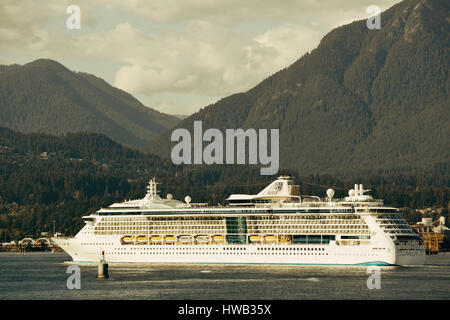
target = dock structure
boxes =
[411,217,449,254]
[419,232,445,254]
[0,237,62,252]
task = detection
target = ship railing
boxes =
[176,203,209,208]
[52,235,72,240]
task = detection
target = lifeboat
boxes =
[196,235,211,244]
[121,235,134,245]
[179,235,193,244]
[164,235,176,244]
[278,235,291,243]
[249,235,262,243]
[136,236,148,244]
[264,235,277,243]
[212,235,225,244]
[150,235,162,243]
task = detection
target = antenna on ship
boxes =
[145,177,160,201]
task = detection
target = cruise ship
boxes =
[52,176,426,265]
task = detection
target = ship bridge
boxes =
[226,175,301,205]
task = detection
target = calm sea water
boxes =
[0,252,449,300]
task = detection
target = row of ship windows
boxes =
[98,210,358,216]
[96,221,368,227]
[93,230,371,235]
[94,227,370,233]
[248,225,369,229]
[97,215,364,223]
[386,230,416,234]
[251,220,366,224]
[97,210,401,218]
[250,215,360,220]
[111,251,329,256]
[257,247,325,251]
[378,222,410,225]
[94,225,370,231]
[96,224,226,228]
[92,230,370,234]
[376,215,403,220]
[380,226,411,230]
[112,246,327,251]
[81,243,113,246]
[379,225,411,229]
[94,226,368,233]
[377,220,409,225]
[379,217,408,222]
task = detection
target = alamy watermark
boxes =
[171,121,279,175]
[66,265,81,289]
[366,5,381,30]
[66,5,81,30]
[366,266,381,289]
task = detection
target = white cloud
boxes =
[110,20,324,102]
[0,1,56,49]
[255,24,323,69]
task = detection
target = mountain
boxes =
[0,59,180,147]
[145,0,449,178]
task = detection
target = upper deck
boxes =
[91,177,398,217]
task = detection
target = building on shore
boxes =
[411,217,449,253]
[1,237,61,252]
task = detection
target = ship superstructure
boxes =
[52,176,426,265]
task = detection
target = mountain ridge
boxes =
[0,59,180,147]
[145,0,449,178]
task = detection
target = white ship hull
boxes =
[52,236,426,266]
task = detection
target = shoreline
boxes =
[0,245,63,253]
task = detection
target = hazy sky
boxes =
[0,0,401,115]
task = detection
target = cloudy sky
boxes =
[0,0,401,115]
